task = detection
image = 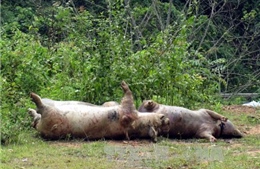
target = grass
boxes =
[1,107,260,169]
[1,134,115,169]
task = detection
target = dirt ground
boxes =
[222,105,259,114]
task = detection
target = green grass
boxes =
[1,108,260,169]
[1,133,116,169]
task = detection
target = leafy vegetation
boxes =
[1,0,259,145]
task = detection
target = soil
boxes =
[222,105,259,114]
[50,141,83,148]
[247,125,260,135]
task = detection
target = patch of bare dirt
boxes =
[229,143,243,148]
[247,125,260,135]
[49,140,83,148]
[246,150,260,156]
[48,139,153,148]
[234,148,260,157]
[222,105,259,114]
[106,140,152,147]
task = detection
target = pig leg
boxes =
[30,93,44,111]
[124,129,130,141]
[204,109,228,122]
[198,131,217,142]
[119,81,138,130]
[120,81,136,115]
[28,108,41,120]
[148,126,158,142]
[28,108,41,128]
[121,81,132,96]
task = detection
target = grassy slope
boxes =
[1,107,259,169]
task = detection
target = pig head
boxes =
[129,112,170,142]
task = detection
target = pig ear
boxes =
[30,92,43,108]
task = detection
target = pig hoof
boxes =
[210,136,217,142]
[28,108,36,116]
[221,116,228,122]
[121,81,129,92]
[28,108,33,113]
[124,130,130,141]
[153,137,158,143]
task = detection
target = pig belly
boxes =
[58,106,125,139]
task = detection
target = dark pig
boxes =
[138,100,243,142]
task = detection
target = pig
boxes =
[28,81,169,142]
[138,100,243,142]
[28,81,138,140]
[28,107,170,142]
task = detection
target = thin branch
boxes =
[139,5,152,27]
[152,0,165,30]
[124,0,144,50]
[196,0,215,51]
[166,0,173,27]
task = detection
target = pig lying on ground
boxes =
[138,100,243,142]
[28,81,138,140]
[28,82,169,142]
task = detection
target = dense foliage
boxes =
[1,0,259,145]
